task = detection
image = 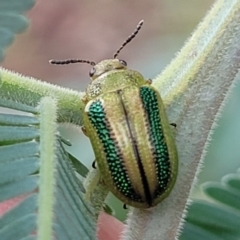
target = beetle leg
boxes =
[146,78,152,85]
[83,167,100,202]
[99,178,105,185]
[123,203,128,209]
[92,160,97,169]
[81,94,88,104]
[170,123,177,128]
[81,126,88,136]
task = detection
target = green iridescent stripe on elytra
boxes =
[140,87,171,196]
[87,100,142,202]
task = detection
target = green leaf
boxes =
[0,0,35,61]
[0,157,39,184]
[0,126,39,143]
[180,170,240,240]
[0,213,37,240]
[222,174,240,192]
[0,98,39,114]
[0,113,39,126]
[181,222,222,240]
[0,141,39,163]
[0,0,35,13]
[0,175,38,202]
[0,194,37,231]
[0,13,29,33]
[203,182,240,210]
[68,152,89,178]
[0,97,96,240]
[185,200,240,232]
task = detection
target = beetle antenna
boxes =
[113,20,144,59]
[49,59,96,66]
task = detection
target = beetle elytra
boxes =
[50,20,178,208]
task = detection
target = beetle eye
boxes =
[89,67,96,77]
[119,59,127,67]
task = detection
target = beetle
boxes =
[50,20,178,208]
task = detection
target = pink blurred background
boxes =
[2,0,214,91]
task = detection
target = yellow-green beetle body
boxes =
[83,59,178,208]
[50,20,178,209]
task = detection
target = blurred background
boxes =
[2,0,240,220]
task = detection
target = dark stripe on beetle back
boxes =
[87,100,143,202]
[140,87,171,197]
[117,90,152,206]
